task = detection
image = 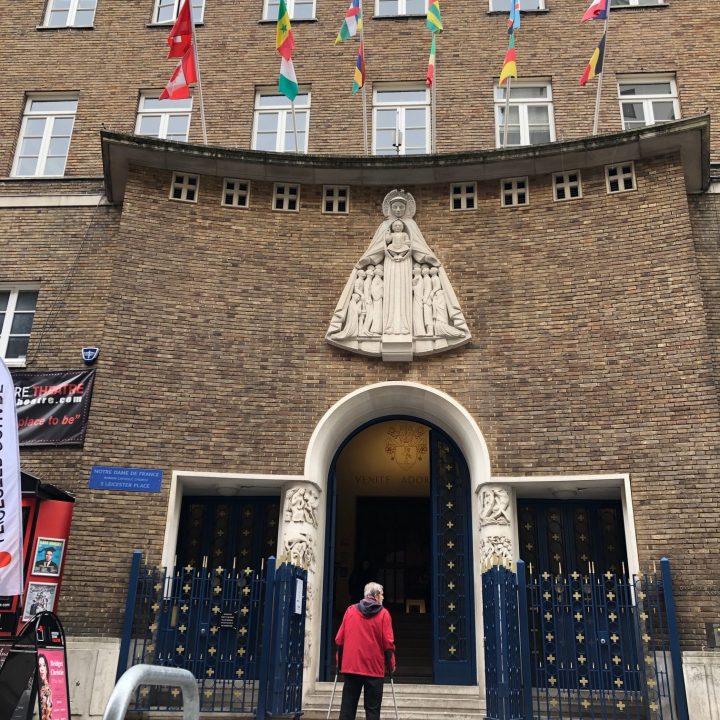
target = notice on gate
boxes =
[38,648,70,720]
[12,370,96,446]
[294,579,304,615]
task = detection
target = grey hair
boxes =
[364,582,384,599]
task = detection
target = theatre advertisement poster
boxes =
[12,370,96,446]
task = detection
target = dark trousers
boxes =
[338,673,384,720]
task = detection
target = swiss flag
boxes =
[167,0,193,58]
[160,47,197,100]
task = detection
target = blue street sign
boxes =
[89,466,163,492]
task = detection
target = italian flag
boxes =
[279,57,299,101]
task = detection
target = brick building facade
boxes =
[1,0,719,718]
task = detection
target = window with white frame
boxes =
[553,171,582,201]
[222,179,250,208]
[0,286,39,366]
[43,0,97,27]
[376,0,427,16]
[253,91,310,153]
[273,183,300,211]
[136,95,192,142]
[12,97,77,177]
[263,0,315,20]
[323,186,349,214]
[450,183,477,210]
[611,0,665,7]
[605,162,636,193]
[153,0,204,24]
[489,0,544,10]
[617,76,679,130]
[501,177,529,207]
[169,172,199,202]
[373,87,430,156]
[495,81,554,148]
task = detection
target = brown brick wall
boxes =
[3,152,720,648]
[0,0,718,175]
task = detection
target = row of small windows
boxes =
[39,0,665,28]
[11,78,679,178]
[170,163,636,210]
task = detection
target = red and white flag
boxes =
[581,0,608,22]
[0,358,23,596]
[160,46,197,100]
[167,0,193,58]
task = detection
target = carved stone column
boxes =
[277,482,321,669]
[477,484,516,565]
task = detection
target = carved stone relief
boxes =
[326,189,471,361]
[479,485,511,527]
[480,535,513,564]
[284,486,320,528]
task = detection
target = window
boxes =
[252,91,310,153]
[553,171,582,201]
[450,183,476,210]
[605,162,636,193]
[153,0,204,24]
[373,87,430,156]
[501,177,529,207]
[489,0,544,10]
[169,172,199,202]
[495,81,554,148]
[323,186,349,214]
[43,0,97,27]
[273,183,300,211]
[376,0,427,16]
[222,179,250,208]
[12,97,77,177]
[611,0,665,6]
[0,287,39,366]
[618,76,679,130]
[263,0,315,20]
[136,95,192,142]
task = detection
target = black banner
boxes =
[12,370,95,446]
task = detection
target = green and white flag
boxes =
[278,56,299,101]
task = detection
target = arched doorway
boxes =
[320,417,476,685]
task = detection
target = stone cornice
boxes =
[101,115,710,204]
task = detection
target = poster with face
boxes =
[22,583,57,622]
[37,649,70,720]
[32,538,65,577]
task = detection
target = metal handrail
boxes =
[102,664,199,720]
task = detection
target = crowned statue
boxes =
[326,189,471,361]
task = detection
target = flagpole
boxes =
[359,0,368,154]
[291,101,300,152]
[432,59,437,153]
[187,0,208,144]
[592,2,611,136]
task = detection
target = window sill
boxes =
[372,14,427,19]
[2,175,104,183]
[609,3,669,11]
[146,21,204,28]
[3,359,27,369]
[36,24,95,30]
[486,9,549,15]
[257,17,317,24]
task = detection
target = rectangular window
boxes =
[12,97,78,177]
[0,287,39,366]
[450,183,477,210]
[494,81,554,148]
[606,162,636,193]
[273,183,300,211]
[136,95,193,142]
[263,0,315,20]
[169,172,199,202]
[611,0,665,7]
[153,0,204,24]
[618,76,679,130]
[253,91,310,153]
[501,177,529,207]
[222,179,250,208]
[376,0,427,16]
[553,171,582,201]
[323,186,349,214]
[373,87,430,156]
[489,0,544,10]
[43,0,97,27]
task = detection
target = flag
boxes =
[336,0,362,43]
[426,0,443,33]
[499,33,517,86]
[507,0,520,34]
[352,42,365,93]
[426,35,437,86]
[279,56,299,100]
[167,0,193,58]
[160,46,197,100]
[276,0,295,60]
[0,358,24,596]
[581,0,608,23]
[579,32,606,85]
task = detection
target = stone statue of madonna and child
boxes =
[326,189,471,361]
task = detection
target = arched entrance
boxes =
[320,417,476,685]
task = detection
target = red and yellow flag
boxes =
[499,34,517,86]
[276,0,295,60]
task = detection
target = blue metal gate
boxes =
[483,558,689,720]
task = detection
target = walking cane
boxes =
[390,676,399,720]
[326,672,339,720]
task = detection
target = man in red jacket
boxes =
[335,581,396,720]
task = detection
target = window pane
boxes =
[378,0,399,15]
[405,107,426,128]
[10,313,34,335]
[6,337,30,360]
[74,8,96,25]
[509,86,548,99]
[528,126,551,144]
[652,101,676,121]
[52,117,75,136]
[142,97,192,111]
[493,0,542,8]
[16,291,38,311]
[30,99,77,113]
[376,109,397,130]
[20,137,43,158]
[43,155,67,176]
[293,0,314,19]
[255,132,279,151]
[156,0,176,23]
[47,136,71,157]
[405,128,427,150]
[257,113,279,132]
[48,9,70,26]
[622,102,645,124]
[24,117,47,138]
[376,129,396,152]
[406,0,425,13]
[619,82,672,96]
[16,157,39,176]
[0,292,8,312]
[284,130,306,152]
[138,115,162,136]
[376,89,427,104]
[266,0,280,19]
[167,114,190,139]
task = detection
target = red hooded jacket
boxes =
[335,598,395,677]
